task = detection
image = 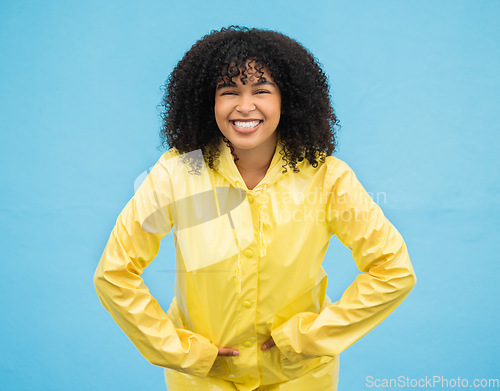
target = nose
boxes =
[236,94,256,114]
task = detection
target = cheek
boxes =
[213,104,222,124]
[213,104,227,133]
[272,101,282,122]
[271,97,282,117]
[214,100,226,121]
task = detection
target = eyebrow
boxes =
[216,80,276,90]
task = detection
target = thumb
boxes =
[261,337,276,351]
[218,347,240,356]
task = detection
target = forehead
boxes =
[216,59,272,87]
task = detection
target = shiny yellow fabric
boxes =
[164,354,339,390]
[94,140,416,391]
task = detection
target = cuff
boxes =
[271,312,320,363]
[180,331,219,378]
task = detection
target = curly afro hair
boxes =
[160,26,340,172]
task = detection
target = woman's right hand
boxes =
[217,346,240,356]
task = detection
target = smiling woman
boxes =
[94,26,416,391]
[215,61,282,190]
[159,27,339,174]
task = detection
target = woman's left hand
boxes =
[261,337,275,351]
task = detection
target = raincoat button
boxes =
[244,249,253,258]
[243,341,252,347]
[247,194,254,204]
[243,300,251,308]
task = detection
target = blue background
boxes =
[1,1,499,390]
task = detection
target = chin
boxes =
[230,142,258,151]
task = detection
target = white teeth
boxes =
[233,121,260,129]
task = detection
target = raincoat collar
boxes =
[215,137,287,191]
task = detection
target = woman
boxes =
[94,26,416,390]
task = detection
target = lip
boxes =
[230,120,262,134]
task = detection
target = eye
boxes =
[220,91,237,96]
[255,90,270,94]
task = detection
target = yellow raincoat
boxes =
[94,139,416,390]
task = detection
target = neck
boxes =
[233,137,277,176]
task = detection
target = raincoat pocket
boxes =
[208,356,230,378]
[278,350,333,381]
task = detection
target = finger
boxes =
[268,338,275,348]
[217,347,240,356]
[261,337,275,351]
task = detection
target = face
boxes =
[214,62,281,156]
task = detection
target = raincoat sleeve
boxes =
[271,159,416,362]
[93,152,219,377]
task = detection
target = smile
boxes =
[231,120,262,133]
